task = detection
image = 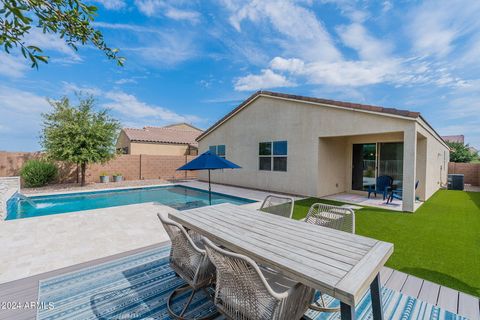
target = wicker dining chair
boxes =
[203,237,315,320]
[259,195,295,219]
[157,213,217,320]
[304,203,355,312]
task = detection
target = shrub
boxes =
[20,159,58,188]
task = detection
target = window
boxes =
[259,141,287,171]
[217,145,226,158]
[209,145,226,159]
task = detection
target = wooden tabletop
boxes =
[169,203,393,306]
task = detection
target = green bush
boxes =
[20,159,58,187]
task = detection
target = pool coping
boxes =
[6,183,258,221]
[20,182,176,197]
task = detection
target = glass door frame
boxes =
[351,141,404,192]
[351,143,378,191]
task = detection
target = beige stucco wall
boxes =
[198,96,449,210]
[416,122,449,199]
[198,96,421,200]
[130,143,190,156]
[116,131,130,151]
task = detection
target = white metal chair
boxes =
[304,203,355,234]
[304,203,355,312]
[157,213,217,320]
[203,237,314,320]
[259,195,295,219]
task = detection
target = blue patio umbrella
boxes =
[177,151,241,204]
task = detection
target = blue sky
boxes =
[1,0,479,151]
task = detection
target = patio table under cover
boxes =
[169,203,394,320]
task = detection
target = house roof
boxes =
[441,135,464,144]
[163,122,203,132]
[197,91,422,141]
[123,125,202,146]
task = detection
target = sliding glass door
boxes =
[352,143,376,191]
[352,142,403,191]
[378,142,403,188]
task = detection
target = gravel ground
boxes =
[21,179,176,195]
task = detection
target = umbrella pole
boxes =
[208,169,211,205]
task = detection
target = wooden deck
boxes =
[0,244,478,320]
[380,267,480,319]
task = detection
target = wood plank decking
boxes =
[380,267,480,319]
[1,245,478,320]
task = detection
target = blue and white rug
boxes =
[37,245,467,320]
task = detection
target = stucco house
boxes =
[116,123,202,156]
[197,91,450,212]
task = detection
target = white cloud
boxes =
[0,28,80,78]
[270,57,304,74]
[62,82,203,125]
[24,28,81,62]
[234,69,295,91]
[0,85,49,114]
[407,1,480,57]
[382,1,393,13]
[93,22,198,66]
[0,52,30,78]
[337,23,392,61]
[115,78,137,85]
[93,22,157,33]
[125,33,197,66]
[93,0,126,10]
[62,82,103,96]
[0,85,51,150]
[222,0,341,62]
[164,8,200,22]
[134,0,200,22]
[135,0,162,16]
[103,91,200,123]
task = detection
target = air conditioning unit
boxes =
[447,174,464,191]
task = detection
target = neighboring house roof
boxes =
[163,122,203,132]
[197,91,442,143]
[441,135,465,144]
[123,125,202,146]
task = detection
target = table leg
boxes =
[340,302,355,320]
[370,273,384,320]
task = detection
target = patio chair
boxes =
[157,213,217,320]
[259,195,295,219]
[387,180,419,204]
[304,203,355,312]
[202,237,315,320]
[367,175,393,200]
[304,203,355,234]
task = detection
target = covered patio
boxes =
[317,129,433,212]
[321,192,423,211]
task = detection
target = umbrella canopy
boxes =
[177,151,241,171]
[177,151,241,204]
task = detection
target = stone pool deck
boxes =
[0,180,282,284]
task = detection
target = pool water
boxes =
[6,185,255,220]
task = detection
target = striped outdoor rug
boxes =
[37,245,466,320]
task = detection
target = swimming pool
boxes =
[6,185,255,220]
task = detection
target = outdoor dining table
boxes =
[169,203,393,320]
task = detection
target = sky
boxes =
[1,0,479,151]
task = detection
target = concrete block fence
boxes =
[0,152,197,186]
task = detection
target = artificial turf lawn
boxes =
[293,190,480,297]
